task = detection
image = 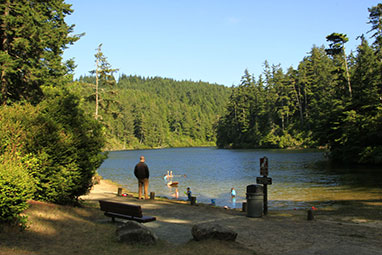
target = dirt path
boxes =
[82,180,382,255]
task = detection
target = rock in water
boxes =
[191,223,237,241]
[116,221,158,245]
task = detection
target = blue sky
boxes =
[64,0,381,86]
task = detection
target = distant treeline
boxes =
[68,75,231,150]
[216,5,382,164]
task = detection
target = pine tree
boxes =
[368,3,382,51]
[297,46,336,143]
[325,33,352,97]
[90,43,118,120]
[0,0,81,105]
[348,34,382,163]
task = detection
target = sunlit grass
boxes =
[0,200,255,255]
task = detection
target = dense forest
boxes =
[216,6,382,164]
[69,74,231,150]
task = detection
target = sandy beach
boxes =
[81,179,382,255]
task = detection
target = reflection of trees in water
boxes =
[310,160,382,188]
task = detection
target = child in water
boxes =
[231,187,236,199]
[231,187,236,208]
[186,187,192,201]
[175,188,179,199]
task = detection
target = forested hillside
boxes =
[68,75,231,150]
[216,4,382,164]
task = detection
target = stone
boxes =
[116,220,158,245]
[191,223,237,241]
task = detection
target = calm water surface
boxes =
[98,147,382,210]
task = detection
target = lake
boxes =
[97,147,382,210]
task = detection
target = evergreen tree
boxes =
[90,43,118,120]
[0,0,81,105]
[325,33,352,97]
[343,35,382,163]
[368,3,382,51]
[297,46,336,142]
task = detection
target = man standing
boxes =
[134,156,150,199]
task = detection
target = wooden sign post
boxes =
[257,156,272,215]
[260,156,268,177]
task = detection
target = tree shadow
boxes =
[0,201,121,255]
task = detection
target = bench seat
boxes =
[104,212,156,223]
[99,200,156,223]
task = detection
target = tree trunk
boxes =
[95,53,99,119]
[294,84,304,126]
[343,49,352,96]
[1,0,10,104]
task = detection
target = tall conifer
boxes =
[0,0,81,104]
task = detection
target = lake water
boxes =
[98,147,382,210]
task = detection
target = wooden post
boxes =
[242,202,247,212]
[263,184,268,215]
[307,209,314,220]
[150,192,155,200]
[259,156,270,215]
[117,187,122,196]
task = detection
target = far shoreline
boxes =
[102,145,327,153]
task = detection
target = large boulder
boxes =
[191,223,237,241]
[116,221,158,245]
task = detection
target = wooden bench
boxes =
[99,200,156,223]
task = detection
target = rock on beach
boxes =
[191,223,238,241]
[116,220,158,245]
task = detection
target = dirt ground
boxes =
[81,180,382,255]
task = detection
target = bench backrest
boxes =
[99,200,143,218]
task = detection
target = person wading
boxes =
[134,156,150,199]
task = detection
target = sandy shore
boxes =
[82,179,382,255]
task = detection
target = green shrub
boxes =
[26,88,107,204]
[0,105,36,227]
[0,156,35,228]
[0,88,107,206]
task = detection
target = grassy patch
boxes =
[0,201,254,255]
